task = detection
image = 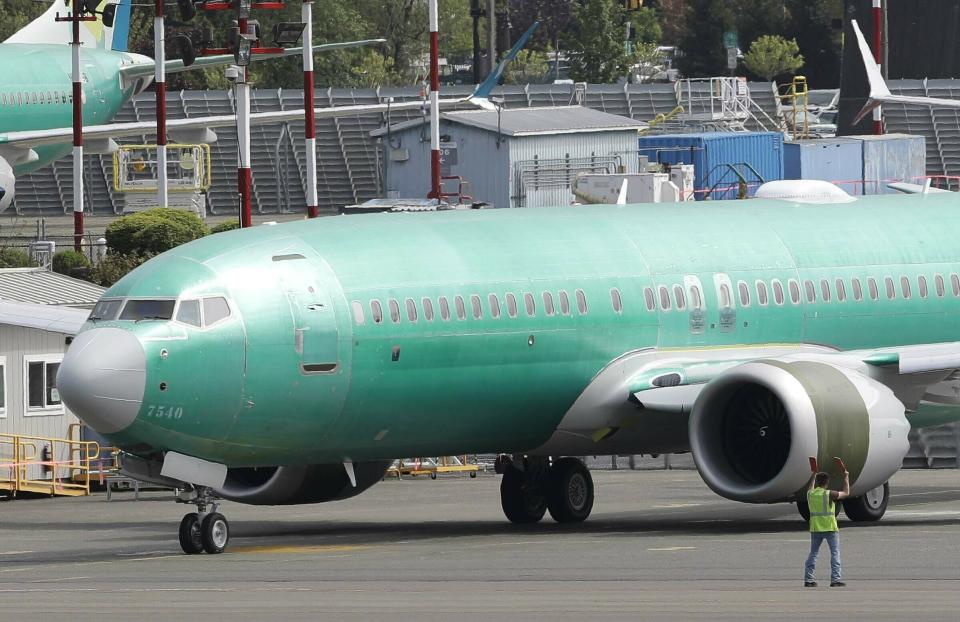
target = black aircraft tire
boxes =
[546,458,594,524]
[843,482,890,522]
[500,465,546,524]
[200,512,230,554]
[178,513,203,555]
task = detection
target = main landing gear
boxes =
[498,456,595,524]
[177,486,230,554]
[795,481,890,523]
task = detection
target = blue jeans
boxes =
[804,531,841,583]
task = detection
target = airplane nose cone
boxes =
[58,327,146,434]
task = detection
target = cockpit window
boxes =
[176,299,202,327]
[119,299,175,321]
[89,299,122,321]
[202,297,231,326]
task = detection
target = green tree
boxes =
[52,250,93,276]
[567,0,634,84]
[784,0,843,88]
[677,0,735,78]
[105,209,209,257]
[743,35,803,81]
[0,247,35,268]
[503,50,550,84]
[733,0,787,51]
[209,220,241,234]
[90,253,148,288]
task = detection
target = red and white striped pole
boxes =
[427,0,442,201]
[155,0,168,208]
[872,0,883,135]
[236,14,252,228]
[302,0,318,218]
[71,0,84,251]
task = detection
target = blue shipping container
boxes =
[784,139,863,196]
[847,134,926,195]
[638,132,784,200]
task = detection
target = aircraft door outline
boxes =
[713,273,736,333]
[683,275,706,335]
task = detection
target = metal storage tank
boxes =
[371,107,645,208]
[638,132,784,200]
[785,139,864,196]
[847,134,926,195]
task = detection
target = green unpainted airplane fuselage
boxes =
[81,195,960,466]
[0,44,134,175]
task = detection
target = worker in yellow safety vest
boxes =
[804,456,850,588]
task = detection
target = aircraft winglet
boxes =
[470,21,540,106]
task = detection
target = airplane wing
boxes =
[852,20,960,123]
[887,182,952,195]
[119,39,387,79]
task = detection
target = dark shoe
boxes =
[804,581,817,587]
[830,581,846,587]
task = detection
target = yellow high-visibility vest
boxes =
[808,487,838,532]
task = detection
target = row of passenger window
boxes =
[1,90,75,107]
[352,289,590,325]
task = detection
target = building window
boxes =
[351,300,365,325]
[455,295,467,320]
[835,278,846,302]
[789,279,801,304]
[918,275,928,299]
[422,298,435,321]
[0,356,5,418]
[673,284,687,310]
[755,281,767,306]
[543,292,556,316]
[504,293,517,318]
[558,290,571,316]
[820,279,831,302]
[868,277,879,301]
[610,288,622,314]
[772,280,785,305]
[524,292,536,317]
[370,300,384,324]
[935,274,946,298]
[438,296,451,321]
[470,294,483,319]
[24,355,63,415]
[851,278,863,302]
[388,299,401,323]
[576,289,588,314]
[488,294,501,319]
[738,281,750,307]
[644,287,656,311]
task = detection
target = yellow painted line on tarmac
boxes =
[647,546,697,552]
[228,544,370,555]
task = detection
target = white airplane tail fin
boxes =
[5,0,133,52]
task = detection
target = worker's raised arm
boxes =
[832,471,851,501]
[807,457,818,491]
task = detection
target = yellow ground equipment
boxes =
[388,456,480,479]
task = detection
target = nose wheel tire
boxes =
[843,482,889,522]
[546,457,594,523]
[178,513,204,555]
[200,512,230,554]
[500,464,547,524]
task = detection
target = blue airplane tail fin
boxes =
[5,0,132,52]
[472,21,540,101]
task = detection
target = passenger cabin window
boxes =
[25,356,62,413]
[203,297,231,326]
[772,280,784,305]
[488,294,501,319]
[690,285,703,310]
[789,280,801,305]
[576,289,588,314]
[804,280,816,303]
[439,297,451,321]
[674,285,687,310]
[819,279,831,302]
[90,298,122,321]
[405,298,418,322]
[884,277,896,300]
[953,274,960,297]
[371,300,384,324]
[177,299,202,327]
[389,299,401,323]
[658,286,671,311]
[935,274,946,298]
[868,277,879,301]
[455,295,467,320]
[470,295,483,319]
[120,299,175,321]
[852,278,863,302]
[755,281,767,306]
[738,281,750,307]
[558,291,571,316]
[918,276,928,299]
[644,287,656,311]
[900,276,912,299]
[543,292,556,316]
[835,278,846,302]
[351,301,365,325]
[610,289,622,314]
[506,293,518,318]
[524,293,536,317]
[422,298,435,321]
[720,283,733,309]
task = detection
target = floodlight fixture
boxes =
[272,22,305,46]
[236,33,255,66]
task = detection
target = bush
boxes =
[0,247,36,268]
[90,253,148,287]
[209,220,240,234]
[105,208,209,256]
[52,250,92,276]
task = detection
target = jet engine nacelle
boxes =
[0,157,16,213]
[689,359,909,503]
[216,461,391,505]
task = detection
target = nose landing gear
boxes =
[176,486,230,554]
